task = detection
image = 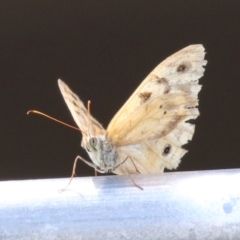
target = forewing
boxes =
[107,44,206,135]
[58,79,105,138]
[111,93,198,145]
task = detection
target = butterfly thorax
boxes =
[82,136,118,172]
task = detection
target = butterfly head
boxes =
[82,135,118,172]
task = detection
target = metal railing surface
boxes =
[0,169,240,240]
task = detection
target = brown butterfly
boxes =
[58,45,207,186]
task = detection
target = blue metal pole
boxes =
[0,169,240,239]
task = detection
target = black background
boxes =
[1,1,240,180]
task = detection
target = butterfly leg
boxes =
[128,174,143,191]
[76,156,105,173]
[111,156,129,171]
[116,156,143,190]
[129,157,141,174]
[59,155,104,192]
[127,157,143,190]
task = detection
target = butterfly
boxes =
[58,44,207,184]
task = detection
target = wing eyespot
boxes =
[162,144,172,156]
[155,76,170,94]
[139,92,152,103]
[176,61,191,73]
[177,64,186,72]
[156,77,167,84]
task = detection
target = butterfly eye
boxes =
[89,137,98,148]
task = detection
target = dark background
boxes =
[1,1,240,180]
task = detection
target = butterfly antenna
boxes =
[87,100,92,137]
[27,110,80,132]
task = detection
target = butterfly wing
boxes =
[58,79,105,146]
[107,45,207,174]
